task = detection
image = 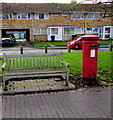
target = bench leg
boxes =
[66,77,69,86]
[2,76,6,90]
[66,72,69,86]
[62,74,69,86]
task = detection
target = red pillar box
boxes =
[81,35,100,84]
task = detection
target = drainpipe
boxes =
[32,13,35,42]
[84,13,87,35]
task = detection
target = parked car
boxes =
[6,34,16,42]
[67,36,100,50]
[67,36,83,50]
[1,36,16,47]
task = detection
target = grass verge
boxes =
[64,52,111,75]
[100,40,112,45]
[64,52,112,87]
[50,42,67,46]
[32,42,51,47]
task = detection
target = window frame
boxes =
[75,28,84,34]
[34,28,47,35]
[62,13,69,16]
[64,27,75,35]
[51,13,58,16]
[104,27,111,39]
[86,28,98,34]
[17,13,31,20]
[35,13,49,20]
[0,13,13,20]
[88,12,100,20]
[71,13,84,20]
[98,26,112,40]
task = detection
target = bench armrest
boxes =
[61,61,69,69]
[2,63,6,71]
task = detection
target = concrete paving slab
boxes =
[2,86,112,119]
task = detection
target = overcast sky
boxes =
[0,0,111,3]
[0,0,73,3]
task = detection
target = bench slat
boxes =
[4,53,64,70]
[18,57,20,69]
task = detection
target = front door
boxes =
[48,27,63,41]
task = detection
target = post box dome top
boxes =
[81,35,100,40]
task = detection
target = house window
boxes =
[75,28,84,34]
[88,13,100,19]
[34,28,47,35]
[35,13,49,19]
[105,27,111,38]
[64,28,75,35]
[71,13,84,20]
[86,28,98,34]
[17,14,31,20]
[62,13,69,16]
[98,27,104,39]
[98,26,112,39]
[0,13,13,20]
[51,13,58,16]
[51,28,58,35]
[39,13,44,19]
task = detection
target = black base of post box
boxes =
[82,77,98,86]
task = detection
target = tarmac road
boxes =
[0,41,110,55]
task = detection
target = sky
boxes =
[0,0,112,3]
[0,0,72,3]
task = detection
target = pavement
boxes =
[1,86,112,118]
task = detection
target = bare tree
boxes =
[101,1,113,18]
[78,0,113,17]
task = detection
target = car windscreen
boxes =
[2,38,11,41]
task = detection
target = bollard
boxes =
[45,46,47,53]
[109,44,113,52]
[68,45,71,53]
[20,46,23,54]
[109,39,113,52]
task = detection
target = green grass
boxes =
[98,52,111,72]
[50,42,67,46]
[32,42,51,47]
[100,40,112,45]
[63,52,111,78]
[63,52,82,75]
[32,40,111,47]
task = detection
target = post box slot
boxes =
[89,45,98,47]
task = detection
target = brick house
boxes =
[0,3,113,42]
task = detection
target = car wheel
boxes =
[74,44,80,50]
[10,44,13,47]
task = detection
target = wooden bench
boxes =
[2,53,69,90]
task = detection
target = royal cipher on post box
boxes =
[81,35,100,82]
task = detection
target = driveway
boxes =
[2,86,112,118]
